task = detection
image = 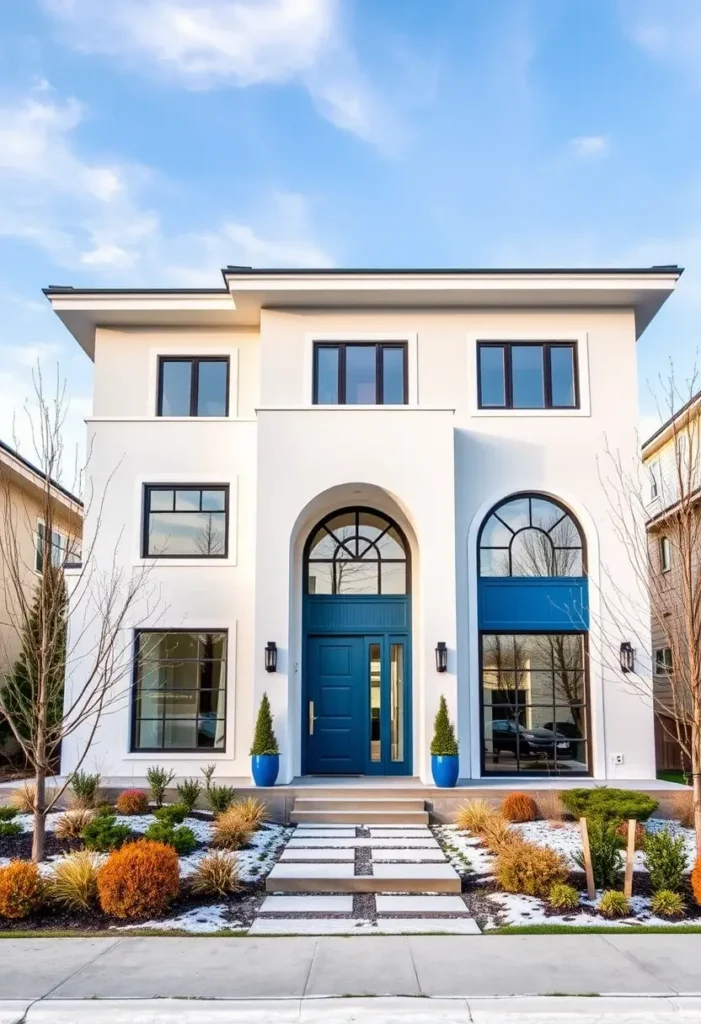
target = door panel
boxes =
[306,637,366,774]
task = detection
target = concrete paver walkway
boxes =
[1,934,701,1002]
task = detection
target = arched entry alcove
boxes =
[300,504,413,775]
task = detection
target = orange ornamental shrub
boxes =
[501,792,539,824]
[615,820,646,850]
[115,789,149,815]
[0,861,44,919]
[97,839,179,920]
[691,857,701,906]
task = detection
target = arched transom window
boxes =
[479,494,584,578]
[306,508,409,595]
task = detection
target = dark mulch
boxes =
[0,828,82,862]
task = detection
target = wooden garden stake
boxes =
[624,818,636,898]
[579,817,596,899]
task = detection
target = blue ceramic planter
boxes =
[251,754,279,787]
[431,754,459,788]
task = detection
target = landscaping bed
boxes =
[433,787,701,931]
[0,773,291,935]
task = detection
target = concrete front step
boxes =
[290,809,429,825]
[266,863,461,893]
[293,797,426,812]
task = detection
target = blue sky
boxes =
[1,0,700,477]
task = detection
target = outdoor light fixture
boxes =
[265,641,277,673]
[435,642,448,673]
[619,641,635,674]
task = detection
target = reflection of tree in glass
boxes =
[512,517,581,576]
[195,516,225,556]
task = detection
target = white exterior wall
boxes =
[62,305,656,782]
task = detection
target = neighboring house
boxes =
[641,390,701,774]
[0,439,83,760]
[45,266,681,785]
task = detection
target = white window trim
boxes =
[125,621,236,759]
[148,345,239,419]
[303,331,419,406]
[466,330,591,417]
[35,519,81,574]
[133,474,239,567]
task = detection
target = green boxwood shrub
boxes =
[154,802,189,826]
[574,819,621,888]
[643,828,687,893]
[82,813,132,852]
[562,787,657,823]
[0,822,22,838]
[144,820,197,856]
[0,807,18,823]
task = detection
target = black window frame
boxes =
[313,341,408,406]
[304,506,410,595]
[142,484,230,559]
[157,356,230,417]
[479,629,592,777]
[477,341,579,410]
[130,628,228,753]
[478,492,586,578]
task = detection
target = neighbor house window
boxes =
[481,632,589,775]
[157,357,229,417]
[659,535,671,573]
[478,342,578,410]
[143,485,228,558]
[132,630,227,750]
[655,647,673,675]
[649,463,660,500]
[313,342,407,405]
[36,522,81,572]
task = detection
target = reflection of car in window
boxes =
[491,719,573,758]
[543,721,581,740]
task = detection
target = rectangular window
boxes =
[655,647,673,675]
[36,522,82,572]
[143,485,228,558]
[659,535,671,572]
[157,357,229,417]
[649,463,660,500]
[481,632,589,776]
[477,342,578,410]
[313,342,407,405]
[132,630,227,751]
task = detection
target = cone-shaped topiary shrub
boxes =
[250,693,279,756]
[430,695,458,756]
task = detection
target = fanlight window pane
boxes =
[480,516,512,548]
[480,548,510,577]
[530,498,565,532]
[479,495,583,578]
[494,498,530,532]
[510,528,555,576]
[306,509,408,595]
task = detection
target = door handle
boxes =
[309,700,316,736]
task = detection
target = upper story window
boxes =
[655,647,673,675]
[479,494,584,577]
[478,342,578,410]
[313,342,407,405]
[305,508,409,594]
[36,522,81,572]
[158,357,229,417]
[143,485,228,558]
[649,462,660,500]
[659,535,672,573]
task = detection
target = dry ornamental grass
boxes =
[534,789,565,825]
[54,808,96,840]
[212,805,254,850]
[47,851,104,912]
[190,851,241,897]
[454,799,496,834]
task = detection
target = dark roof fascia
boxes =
[642,388,701,451]
[43,287,229,297]
[0,438,83,508]
[222,266,685,277]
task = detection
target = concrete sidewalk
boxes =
[1,934,701,1002]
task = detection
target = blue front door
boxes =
[305,631,412,775]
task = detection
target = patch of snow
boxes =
[486,888,694,929]
[435,824,494,877]
[115,903,241,934]
[179,822,291,882]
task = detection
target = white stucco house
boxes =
[45,266,681,788]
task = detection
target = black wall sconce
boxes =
[619,641,635,674]
[435,642,448,673]
[265,641,277,673]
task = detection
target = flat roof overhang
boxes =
[45,267,683,358]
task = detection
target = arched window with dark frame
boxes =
[305,508,409,595]
[477,492,590,777]
[479,494,585,578]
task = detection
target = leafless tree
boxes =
[0,368,160,861]
[594,367,701,852]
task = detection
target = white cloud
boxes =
[569,135,609,159]
[42,0,400,151]
[622,0,701,83]
[0,83,334,283]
